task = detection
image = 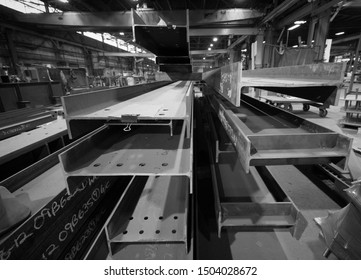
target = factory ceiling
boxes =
[0,0,360,59]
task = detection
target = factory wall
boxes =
[0,28,134,77]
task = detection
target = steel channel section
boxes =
[204,108,303,237]
[206,89,353,173]
[59,82,194,259]
[61,81,173,139]
[0,113,56,140]
[203,62,346,107]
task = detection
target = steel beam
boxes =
[190,27,262,36]
[13,11,134,30]
[12,9,262,29]
[276,0,343,29]
[227,35,247,50]
[101,52,155,57]
[204,108,304,238]
[314,2,332,61]
[58,81,194,259]
[203,61,346,107]
[333,34,360,44]
[192,59,214,63]
[205,90,352,173]
[259,0,300,25]
[189,9,263,26]
[190,49,228,55]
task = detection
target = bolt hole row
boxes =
[93,162,168,167]
[128,216,178,220]
[122,229,177,235]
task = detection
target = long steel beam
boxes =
[11,9,262,30]
[100,52,155,57]
[58,82,194,260]
[227,35,248,50]
[190,27,262,36]
[61,81,172,138]
[205,88,352,173]
[203,62,346,107]
[259,0,300,25]
[276,0,344,29]
[190,49,228,55]
[333,34,360,45]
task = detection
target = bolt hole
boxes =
[172,229,177,234]
[139,163,146,166]
[159,216,163,220]
[144,216,148,220]
[104,108,110,111]
[129,217,133,220]
[139,230,144,234]
[174,216,178,220]
[123,231,128,234]
[116,163,123,167]
[159,113,165,116]
[155,230,160,234]
[93,163,101,167]
[163,108,168,111]
[162,163,168,166]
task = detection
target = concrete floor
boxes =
[196,92,361,260]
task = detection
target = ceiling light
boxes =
[119,32,125,36]
[294,20,306,25]
[203,57,205,60]
[241,49,247,52]
[292,45,298,48]
[210,43,213,47]
[263,41,265,43]
[59,0,69,3]
[335,31,345,36]
[213,37,218,42]
[208,48,211,50]
[210,66,212,68]
[288,24,300,31]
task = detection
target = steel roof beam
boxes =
[190,28,262,36]
[259,0,300,25]
[100,52,155,57]
[227,35,247,50]
[190,49,228,55]
[276,0,344,29]
[332,34,360,44]
[11,9,263,29]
